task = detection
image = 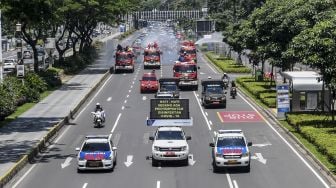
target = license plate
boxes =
[228,160,237,164]
[88,161,100,167]
[165,151,175,156]
[213,101,220,104]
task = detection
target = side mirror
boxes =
[112,146,117,151]
[149,136,154,141]
[248,142,252,147]
[186,136,192,140]
[209,143,215,147]
[75,147,80,151]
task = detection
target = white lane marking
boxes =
[225,173,233,188]
[132,81,135,84]
[127,94,129,98]
[131,85,133,88]
[124,100,127,103]
[158,166,161,169]
[142,96,147,100]
[205,112,208,116]
[83,183,88,188]
[253,143,272,147]
[13,122,73,188]
[124,155,134,167]
[75,75,112,120]
[200,54,218,74]
[121,106,125,110]
[251,153,267,164]
[233,180,239,188]
[226,173,234,188]
[111,113,122,133]
[61,157,73,168]
[209,120,213,126]
[193,91,212,130]
[107,97,112,101]
[239,92,330,188]
[129,90,131,93]
[123,73,126,76]
[157,181,161,188]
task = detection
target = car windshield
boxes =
[161,84,177,91]
[142,76,156,81]
[206,86,223,94]
[174,65,196,73]
[217,137,246,147]
[117,54,131,61]
[156,131,184,140]
[82,142,110,152]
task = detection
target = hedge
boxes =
[205,52,251,73]
[236,76,276,108]
[286,113,336,165]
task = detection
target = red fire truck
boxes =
[143,43,161,69]
[115,50,135,73]
[180,40,197,62]
[173,60,199,90]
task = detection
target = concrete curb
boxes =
[0,31,125,187]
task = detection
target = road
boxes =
[7,24,331,188]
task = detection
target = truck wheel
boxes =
[212,161,219,173]
[109,67,114,74]
[244,163,250,173]
[152,158,158,167]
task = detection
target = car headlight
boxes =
[215,153,222,158]
[181,146,187,151]
[242,152,250,157]
[154,146,160,151]
[205,96,211,100]
[78,157,85,161]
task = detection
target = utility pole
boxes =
[0,10,3,84]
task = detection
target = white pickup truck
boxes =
[149,126,191,166]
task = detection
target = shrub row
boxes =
[205,52,251,73]
[0,73,47,120]
[236,76,276,108]
[286,113,336,165]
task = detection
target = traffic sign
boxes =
[217,111,262,123]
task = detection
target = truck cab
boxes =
[201,79,227,108]
[173,61,199,90]
[115,50,135,73]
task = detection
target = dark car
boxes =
[155,78,180,98]
[201,79,227,108]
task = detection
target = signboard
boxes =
[218,111,262,123]
[196,20,214,33]
[277,84,290,119]
[147,118,193,126]
[150,99,189,119]
[16,65,25,78]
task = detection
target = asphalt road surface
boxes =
[7,24,331,188]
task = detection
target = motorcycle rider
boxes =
[230,80,237,97]
[94,103,105,122]
[222,73,230,89]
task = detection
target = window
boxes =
[217,137,246,147]
[142,76,156,81]
[156,131,184,140]
[174,65,196,73]
[82,142,110,152]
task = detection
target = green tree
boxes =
[290,12,336,116]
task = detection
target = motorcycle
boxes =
[230,87,237,99]
[91,111,105,127]
[223,78,229,90]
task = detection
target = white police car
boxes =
[76,135,117,172]
[149,126,191,166]
[209,129,252,172]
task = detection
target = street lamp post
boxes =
[15,23,25,79]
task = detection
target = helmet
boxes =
[96,103,100,107]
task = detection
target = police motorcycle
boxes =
[230,81,237,99]
[91,110,105,128]
[222,73,230,90]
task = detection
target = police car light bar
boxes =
[86,135,110,139]
[217,129,243,134]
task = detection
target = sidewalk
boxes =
[0,32,121,181]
